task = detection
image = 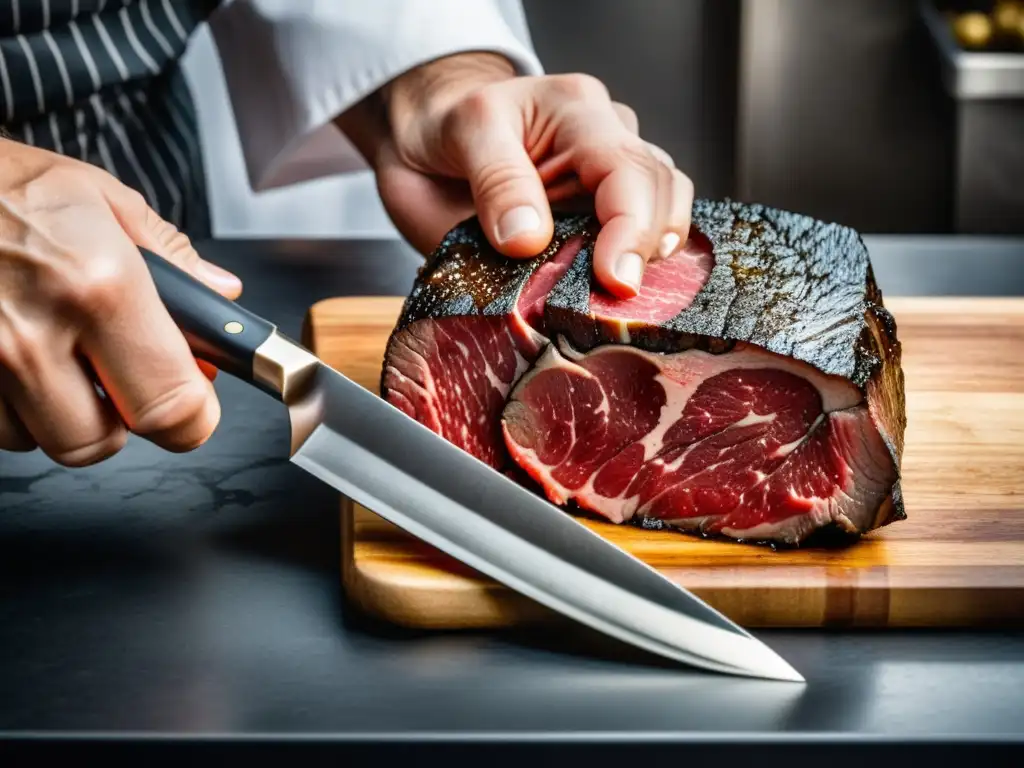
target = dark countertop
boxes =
[1,236,1023,763]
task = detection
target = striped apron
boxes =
[0,0,219,239]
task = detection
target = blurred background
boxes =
[182,0,1024,239]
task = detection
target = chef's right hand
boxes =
[0,138,242,466]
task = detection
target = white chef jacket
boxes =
[202,0,545,235]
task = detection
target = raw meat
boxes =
[381,200,906,546]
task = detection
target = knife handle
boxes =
[140,247,281,396]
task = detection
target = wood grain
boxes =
[303,296,1024,629]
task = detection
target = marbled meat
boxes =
[381,199,907,546]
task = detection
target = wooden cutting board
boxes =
[302,296,1024,629]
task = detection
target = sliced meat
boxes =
[502,342,896,545]
[382,215,591,469]
[588,233,716,328]
[381,199,907,546]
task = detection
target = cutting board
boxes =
[302,296,1024,629]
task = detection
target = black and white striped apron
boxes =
[0,0,219,238]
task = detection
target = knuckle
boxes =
[31,163,81,192]
[50,426,128,468]
[579,135,655,176]
[156,225,197,268]
[619,139,659,175]
[79,158,121,183]
[119,186,149,218]
[447,88,501,132]
[20,234,135,324]
[18,163,98,211]
[551,73,608,101]
[131,378,217,450]
[0,317,48,382]
[676,170,695,198]
[143,200,164,236]
[614,102,638,130]
[67,250,133,316]
[645,141,674,169]
[470,160,529,202]
[657,155,675,186]
[138,201,199,269]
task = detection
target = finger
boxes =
[103,180,233,385]
[612,102,639,134]
[197,359,219,381]
[574,133,672,298]
[535,150,575,188]
[610,99,679,174]
[78,245,222,453]
[0,396,36,453]
[448,97,554,258]
[98,178,243,301]
[656,169,695,260]
[79,273,223,452]
[646,141,676,170]
[0,336,126,467]
[608,100,674,169]
[59,185,226,453]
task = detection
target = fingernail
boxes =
[196,260,242,293]
[658,232,681,259]
[615,252,644,291]
[496,205,541,243]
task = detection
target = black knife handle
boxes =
[140,248,277,391]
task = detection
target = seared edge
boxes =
[859,263,908,523]
[392,214,594,332]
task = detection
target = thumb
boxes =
[456,121,553,258]
[103,182,243,301]
[102,182,242,381]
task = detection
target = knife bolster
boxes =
[254,331,321,403]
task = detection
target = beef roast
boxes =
[381,199,907,546]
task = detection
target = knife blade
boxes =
[141,248,804,683]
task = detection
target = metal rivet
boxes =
[224,321,244,335]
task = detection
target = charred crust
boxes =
[881,482,907,525]
[543,200,904,394]
[393,213,596,333]
[667,199,880,386]
[544,231,597,337]
[787,522,865,550]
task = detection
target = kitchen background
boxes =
[182,0,1023,239]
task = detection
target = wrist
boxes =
[332,88,390,171]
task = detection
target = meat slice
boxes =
[382,199,907,546]
[502,343,896,545]
[382,215,592,469]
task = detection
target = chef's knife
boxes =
[141,248,804,683]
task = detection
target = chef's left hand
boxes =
[336,52,692,299]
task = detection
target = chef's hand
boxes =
[0,138,242,466]
[336,53,692,299]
